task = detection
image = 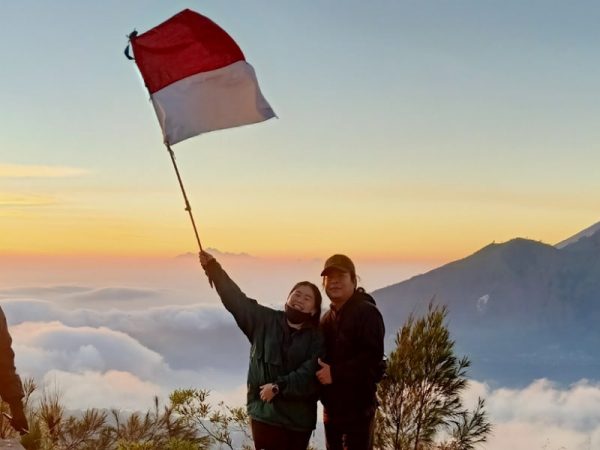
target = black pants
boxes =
[251,418,312,450]
[324,413,375,450]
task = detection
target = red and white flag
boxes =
[131,9,276,145]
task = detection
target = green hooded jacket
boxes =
[206,260,324,432]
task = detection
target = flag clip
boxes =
[124,30,138,60]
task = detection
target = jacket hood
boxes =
[355,288,376,305]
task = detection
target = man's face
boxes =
[323,269,355,305]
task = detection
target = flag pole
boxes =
[165,144,204,252]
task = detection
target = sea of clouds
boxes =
[1,254,599,449]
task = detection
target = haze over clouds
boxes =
[0,251,436,306]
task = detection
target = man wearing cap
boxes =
[0,306,28,434]
[316,255,385,450]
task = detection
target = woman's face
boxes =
[286,284,317,315]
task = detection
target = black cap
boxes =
[321,254,356,276]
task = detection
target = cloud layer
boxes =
[2,284,600,448]
[465,380,600,450]
[3,298,249,375]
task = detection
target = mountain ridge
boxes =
[555,221,600,249]
[372,222,600,386]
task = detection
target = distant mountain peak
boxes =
[473,237,556,259]
[555,221,600,249]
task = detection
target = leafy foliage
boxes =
[376,303,492,450]
[0,382,251,450]
[169,388,252,450]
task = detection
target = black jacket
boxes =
[0,306,24,407]
[320,289,385,423]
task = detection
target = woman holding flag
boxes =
[199,251,323,450]
[131,11,319,445]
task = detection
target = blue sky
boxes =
[1,1,599,258]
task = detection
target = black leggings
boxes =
[251,418,312,450]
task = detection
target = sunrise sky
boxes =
[1,0,599,262]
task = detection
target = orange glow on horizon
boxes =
[1,196,595,262]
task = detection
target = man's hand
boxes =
[316,358,333,385]
[259,383,277,403]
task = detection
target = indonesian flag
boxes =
[130,9,276,145]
